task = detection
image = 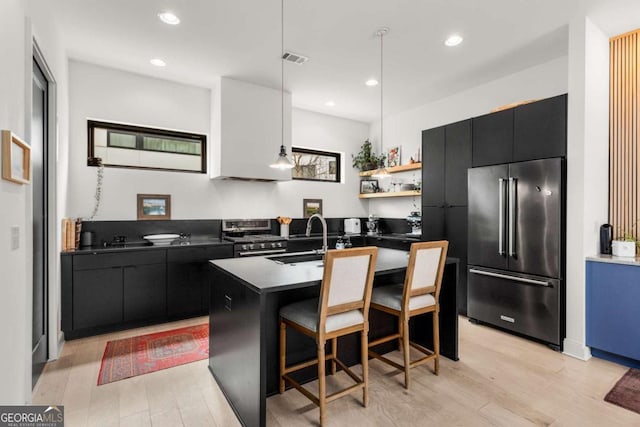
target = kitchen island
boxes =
[208,248,458,427]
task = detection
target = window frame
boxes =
[291,147,341,183]
[88,120,207,174]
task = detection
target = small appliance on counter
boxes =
[406,211,422,236]
[366,215,379,236]
[344,218,361,235]
[599,224,613,255]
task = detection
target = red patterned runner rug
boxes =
[98,324,209,385]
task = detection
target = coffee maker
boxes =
[366,215,379,236]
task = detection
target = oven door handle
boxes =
[237,249,287,257]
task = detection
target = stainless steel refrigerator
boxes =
[467,158,565,350]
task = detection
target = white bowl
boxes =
[143,234,180,246]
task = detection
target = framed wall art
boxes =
[137,194,172,220]
[387,146,400,167]
[1,130,31,185]
[303,198,323,218]
[360,179,379,194]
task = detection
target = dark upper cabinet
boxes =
[422,126,446,206]
[513,94,567,162]
[444,120,472,206]
[422,120,471,206]
[472,109,514,167]
[472,95,567,166]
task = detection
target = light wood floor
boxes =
[33,316,639,426]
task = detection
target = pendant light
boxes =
[270,0,294,169]
[371,27,390,179]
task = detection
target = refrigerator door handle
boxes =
[498,178,506,256]
[508,177,517,257]
[469,268,551,287]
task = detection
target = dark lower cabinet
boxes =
[124,264,167,322]
[167,246,233,318]
[445,207,468,315]
[62,244,233,339]
[72,267,123,330]
[168,263,206,317]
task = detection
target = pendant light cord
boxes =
[380,30,383,160]
[281,0,284,151]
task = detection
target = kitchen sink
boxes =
[267,251,324,265]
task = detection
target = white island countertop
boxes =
[586,254,640,266]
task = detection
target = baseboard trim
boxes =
[563,337,592,360]
[56,331,65,358]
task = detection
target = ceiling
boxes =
[47,0,640,123]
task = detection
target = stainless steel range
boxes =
[222,219,287,257]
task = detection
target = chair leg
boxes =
[397,317,403,351]
[318,342,327,426]
[331,338,337,375]
[279,320,286,394]
[361,329,369,407]
[433,309,440,375]
[402,317,411,389]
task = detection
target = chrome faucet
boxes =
[305,213,328,254]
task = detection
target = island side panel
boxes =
[209,266,264,427]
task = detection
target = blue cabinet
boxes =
[586,260,640,367]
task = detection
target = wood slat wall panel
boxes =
[610,30,640,240]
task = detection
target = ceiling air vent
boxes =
[282,51,309,65]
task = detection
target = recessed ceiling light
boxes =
[158,12,180,25]
[444,34,463,47]
[365,79,379,87]
[150,58,166,67]
[325,101,335,107]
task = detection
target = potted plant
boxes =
[612,223,639,257]
[352,139,386,172]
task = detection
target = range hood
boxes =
[210,77,292,181]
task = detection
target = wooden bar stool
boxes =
[279,246,378,426]
[368,241,448,389]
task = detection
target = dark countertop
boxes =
[210,248,458,293]
[366,233,422,241]
[61,236,230,255]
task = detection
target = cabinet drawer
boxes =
[167,245,233,263]
[73,250,166,270]
[467,267,561,345]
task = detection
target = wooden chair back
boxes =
[401,241,449,311]
[317,247,378,334]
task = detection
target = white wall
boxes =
[563,16,610,359]
[66,62,369,220]
[367,56,568,218]
[0,0,68,403]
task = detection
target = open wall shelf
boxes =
[358,190,421,199]
[358,162,421,177]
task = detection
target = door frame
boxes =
[28,36,60,366]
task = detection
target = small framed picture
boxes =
[1,130,31,185]
[360,179,378,194]
[303,199,323,218]
[137,194,171,220]
[387,146,401,167]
